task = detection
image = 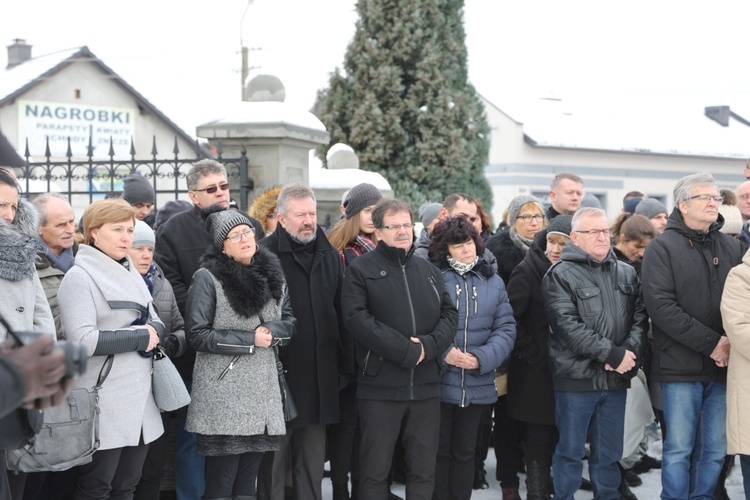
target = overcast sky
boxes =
[3,1,749,136]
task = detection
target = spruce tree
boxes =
[318,0,492,212]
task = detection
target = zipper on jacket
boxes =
[472,286,478,315]
[362,350,371,376]
[428,275,441,303]
[402,265,418,400]
[216,343,255,354]
[455,284,462,310]
[460,275,471,407]
[218,355,241,380]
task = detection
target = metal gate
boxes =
[13,136,254,211]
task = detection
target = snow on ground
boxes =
[323,439,747,499]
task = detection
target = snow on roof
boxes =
[0,47,81,103]
[309,150,392,191]
[200,101,327,133]
[481,92,750,160]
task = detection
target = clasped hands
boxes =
[254,326,274,348]
[444,346,479,370]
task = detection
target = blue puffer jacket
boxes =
[436,258,517,407]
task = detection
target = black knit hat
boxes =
[547,214,573,238]
[204,205,254,251]
[123,174,155,205]
[344,183,382,219]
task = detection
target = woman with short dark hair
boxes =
[428,217,516,500]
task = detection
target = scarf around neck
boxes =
[448,256,479,275]
[509,227,533,252]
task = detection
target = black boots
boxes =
[524,460,551,500]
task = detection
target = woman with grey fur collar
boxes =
[185,205,295,500]
[0,170,55,500]
[58,198,164,499]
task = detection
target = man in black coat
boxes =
[641,172,744,499]
[258,184,348,500]
[343,198,458,500]
[154,159,262,500]
[545,172,584,220]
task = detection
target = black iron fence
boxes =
[13,135,254,211]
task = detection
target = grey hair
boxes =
[551,172,583,190]
[372,198,413,229]
[571,207,607,230]
[276,184,316,216]
[673,172,717,208]
[186,159,227,191]
[32,193,70,227]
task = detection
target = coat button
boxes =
[16,306,25,313]
[380,270,386,276]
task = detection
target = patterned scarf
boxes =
[447,256,478,275]
[141,261,157,294]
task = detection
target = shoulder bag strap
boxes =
[95,355,114,389]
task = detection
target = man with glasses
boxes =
[641,172,744,499]
[542,207,647,500]
[343,198,458,500]
[154,159,262,499]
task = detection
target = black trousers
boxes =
[523,422,558,463]
[434,403,487,500]
[74,442,150,500]
[327,382,359,485]
[204,452,262,498]
[493,395,522,489]
[133,412,171,500]
[358,398,440,500]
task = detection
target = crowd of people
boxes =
[1,160,750,500]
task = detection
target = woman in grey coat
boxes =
[185,206,296,500]
[58,198,164,499]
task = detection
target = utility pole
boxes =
[240,0,255,97]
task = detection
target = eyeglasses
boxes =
[517,214,545,223]
[575,229,611,237]
[226,228,255,242]
[381,223,415,231]
[193,183,230,194]
[688,194,723,204]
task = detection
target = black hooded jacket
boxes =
[641,208,744,383]
[542,243,647,392]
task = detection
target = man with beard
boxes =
[258,184,348,500]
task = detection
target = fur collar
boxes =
[0,200,40,281]
[201,245,286,318]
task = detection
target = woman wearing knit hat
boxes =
[327,182,383,266]
[184,204,296,500]
[249,186,283,237]
[505,214,572,499]
[325,182,382,500]
[483,195,547,498]
[129,220,188,498]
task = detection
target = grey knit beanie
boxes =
[132,220,155,248]
[205,208,254,251]
[344,183,382,219]
[123,174,155,205]
[419,202,442,228]
[635,198,667,220]
[507,195,543,226]
[547,214,573,238]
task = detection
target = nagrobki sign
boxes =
[18,100,136,157]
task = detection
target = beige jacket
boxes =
[720,249,750,454]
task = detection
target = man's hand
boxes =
[254,326,273,348]
[1,335,72,409]
[710,336,730,367]
[611,350,637,374]
[410,337,425,365]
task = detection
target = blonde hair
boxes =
[327,213,364,251]
[83,198,135,245]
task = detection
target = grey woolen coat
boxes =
[185,246,295,438]
[0,200,54,340]
[58,244,164,450]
